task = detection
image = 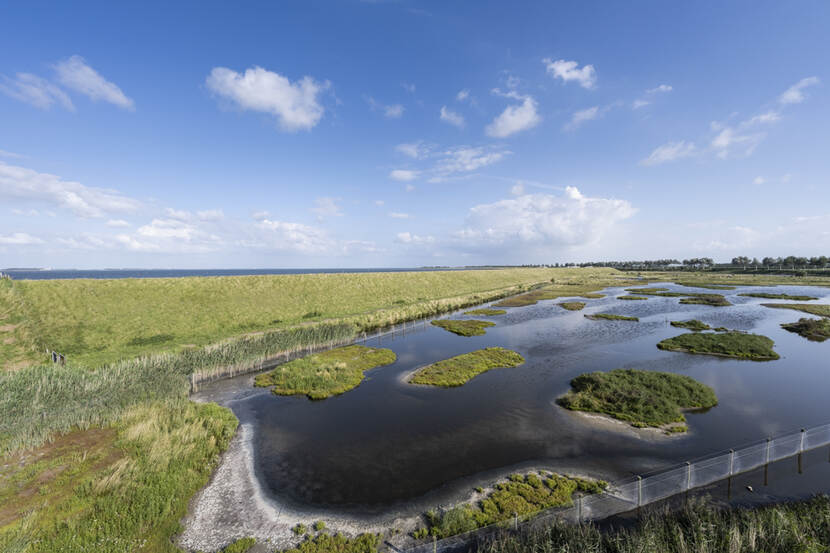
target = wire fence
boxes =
[403,421,830,553]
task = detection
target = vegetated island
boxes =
[431,319,495,336]
[559,301,586,311]
[585,313,639,321]
[493,274,643,308]
[626,288,732,306]
[408,347,524,387]
[557,368,718,433]
[740,293,819,301]
[412,471,606,540]
[657,332,779,360]
[463,308,507,316]
[618,295,648,300]
[254,344,396,399]
[670,319,711,331]
[781,318,830,342]
[675,282,736,290]
[761,303,830,317]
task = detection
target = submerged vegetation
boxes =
[559,302,586,311]
[417,472,606,539]
[623,287,731,306]
[740,292,819,300]
[781,318,830,342]
[762,303,830,318]
[618,295,647,300]
[409,347,524,387]
[254,345,396,399]
[657,332,779,360]
[670,319,711,331]
[464,308,507,316]
[557,369,717,431]
[432,319,496,336]
[585,313,639,321]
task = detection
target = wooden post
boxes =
[728,449,735,476]
[637,476,642,508]
[685,461,692,491]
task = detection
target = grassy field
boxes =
[464,308,507,316]
[409,347,524,387]
[740,292,819,300]
[557,369,717,431]
[762,303,830,317]
[1,267,575,370]
[623,286,732,306]
[254,345,396,399]
[585,313,639,321]
[645,271,830,288]
[670,319,711,331]
[0,400,237,553]
[491,271,642,308]
[431,319,496,336]
[658,331,780,360]
[558,302,585,311]
[781,318,830,342]
[475,495,830,553]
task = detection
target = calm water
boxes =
[1,267,474,280]
[206,282,830,515]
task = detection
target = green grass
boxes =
[474,495,830,553]
[557,369,717,431]
[409,347,524,387]
[580,293,606,299]
[431,319,496,336]
[657,331,779,360]
[675,282,736,290]
[418,472,606,539]
[781,318,830,342]
[618,295,647,300]
[558,302,585,311]
[281,533,381,553]
[0,400,237,553]
[254,345,396,399]
[739,292,819,300]
[464,308,507,316]
[491,271,644,308]
[670,319,711,331]
[622,287,732,306]
[625,287,668,293]
[218,537,257,552]
[679,294,731,306]
[584,313,639,321]
[762,303,830,318]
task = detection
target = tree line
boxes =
[566,257,830,270]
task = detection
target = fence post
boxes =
[685,461,692,491]
[636,476,642,507]
[728,449,735,476]
[433,534,437,553]
[513,511,518,530]
[766,437,772,464]
[800,428,806,453]
[577,495,583,523]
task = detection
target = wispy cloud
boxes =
[0,73,74,111]
[366,96,404,118]
[310,197,343,219]
[640,141,697,166]
[0,232,44,245]
[439,106,465,128]
[564,106,605,131]
[779,76,819,105]
[54,55,134,110]
[389,169,419,181]
[395,141,430,159]
[388,211,410,219]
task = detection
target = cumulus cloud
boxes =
[0,232,43,245]
[0,161,141,217]
[439,106,465,128]
[115,217,224,253]
[206,66,329,131]
[0,73,74,110]
[543,59,596,89]
[779,77,819,105]
[510,183,525,195]
[485,96,540,137]
[197,209,225,221]
[640,141,697,166]
[54,55,134,110]
[310,197,343,218]
[389,169,419,182]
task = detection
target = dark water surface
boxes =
[220,282,830,515]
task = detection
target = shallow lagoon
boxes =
[209,282,830,516]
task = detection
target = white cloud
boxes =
[0,149,24,159]
[632,99,650,109]
[455,187,634,249]
[115,217,224,253]
[374,200,385,206]
[197,209,225,221]
[0,161,141,217]
[401,82,416,93]
[395,141,429,159]
[564,106,600,131]
[456,89,470,101]
[745,111,780,125]
[206,66,328,131]
[384,104,404,118]
[753,176,765,185]
[434,146,510,175]
[389,169,419,182]
[485,96,540,137]
[0,232,43,245]
[396,232,434,245]
[543,59,597,89]
[12,208,39,216]
[251,210,270,220]
[646,84,673,94]
[388,211,410,219]
[54,55,134,110]
[510,183,525,195]
[439,106,465,128]
[0,73,74,111]
[710,127,764,159]
[106,219,129,227]
[255,219,332,253]
[165,207,191,220]
[640,141,697,166]
[779,77,819,105]
[310,197,342,218]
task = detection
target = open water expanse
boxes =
[200,282,830,516]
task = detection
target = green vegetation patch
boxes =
[220,537,257,553]
[559,302,586,311]
[409,347,525,387]
[431,319,496,336]
[670,319,711,331]
[585,313,639,322]
[254,345,396,399]
[618,295,648,300]
[492,272,644,308]
[625,287,669,293]
[281,532,381,553]
[740,292,819,301]
[679,294,731,306]
[657,332,779,360]
[581,293,605,299]
[781,318,830,342]
[464,308,507,316]
[675,282,736,290]
[762,303,830,317]
[418,472,606,539]
[557,368,717,431]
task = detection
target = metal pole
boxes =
[577,495,583,523]
[513,511,518,530]
[800,428,806,453]
[685,461,692,491]
[637,476,643,507]
[765,438,771,465]
[728,449,735,476]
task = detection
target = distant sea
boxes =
[1,267,472,281]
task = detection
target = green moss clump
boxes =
[220,537,257,553]
[739,293,819,301]
[464,308,507,316]
[557,368,717,431]
[762,303,830,317]
[293,523,308,535]
[657,332,779,360]
[431,319,496,336]
[409,347,525,387]
[618,295,648,300]
[559,302,586,311]
[781,318,830,342]
[254,345,397,399]
[585,313,639,321]
[670,320,711,331]
[313,520,326,532]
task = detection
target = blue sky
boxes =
[1,1,828,268]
